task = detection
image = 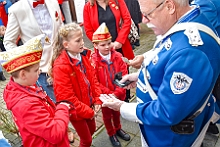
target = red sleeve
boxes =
[116,0,131,44]
[92,75,103,105]
[53,65,94,119]
[113,54,128,100]
[83,3,94,41]
[89,63,103,105]
[99,83,112,94]
[21,99,69,144]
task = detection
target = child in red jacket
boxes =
[48,23,102,147]
[0,35,71,147]
[91,23,130,147]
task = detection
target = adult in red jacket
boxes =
[83,0,134,60]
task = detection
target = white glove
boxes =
[99,94,125,111]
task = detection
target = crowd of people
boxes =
[0,0,220,147]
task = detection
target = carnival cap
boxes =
[92,22,112,42]
[0,34,45,73]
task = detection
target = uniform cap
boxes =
[92,23,112,42]
[0,34,45,73]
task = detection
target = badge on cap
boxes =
[170,72,193,94]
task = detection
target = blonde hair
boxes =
[48,22,82,80]
[152,0,189,7]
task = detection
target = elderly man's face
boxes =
[139,0,175,35]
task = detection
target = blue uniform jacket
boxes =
[193,0,220,34]
[136,6,220,147]
[193,0,220,123]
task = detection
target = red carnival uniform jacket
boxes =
[53,49,102,121]
[91,48,127,100]
[3,78,69,147]
[83,0,134,60]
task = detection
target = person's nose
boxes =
[142,16,150,24]
[81,40,84,46]
[106,44,110,49]
[38,69,41,76]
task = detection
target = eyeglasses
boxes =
[142,0,165,20]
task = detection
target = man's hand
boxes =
[128,55,144,69]
[99,94,125,111]
[119,73,139,89]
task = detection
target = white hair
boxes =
[151,0,189,7]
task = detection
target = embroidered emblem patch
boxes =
[170,72,192,94]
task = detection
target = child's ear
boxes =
[19,70,27,80]
[63,40,68,49]
[93,43,97,48]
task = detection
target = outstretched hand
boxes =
[128,55,144,69]
[99,94,125,111]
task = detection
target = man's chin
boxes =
[150,28,158,35]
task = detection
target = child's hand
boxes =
[91,112,97,120]
[94,104,101,113]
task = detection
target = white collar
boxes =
[99,51,111,62]
[67,51,81,61]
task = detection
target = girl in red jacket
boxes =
[91,23,130,147]
[48,23,102,147]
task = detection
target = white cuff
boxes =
[143,52,148,59]
[120,103,143,124]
